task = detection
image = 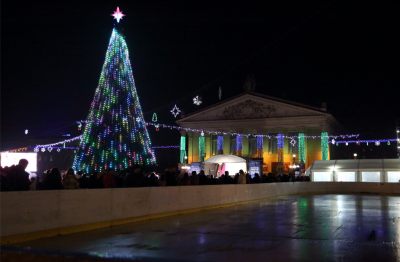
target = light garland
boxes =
[36,135,82,149]
[180,136,186,163]
[152,146,180,148]
[199,136,205,162]
[298,133,306,164]
[236,136,243,150]
[257,136,263,149]
[329,139,397,144]
[236,135,243,157]
[0,147,29,153]
[277,134,284,149]
[145,122,360,139]
[217,136,223,151]
[321,132,329,160]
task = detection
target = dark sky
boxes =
[2,1,399,150]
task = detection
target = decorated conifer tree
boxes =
[73,8,156,173]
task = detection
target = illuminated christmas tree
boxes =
[73,8,156,172]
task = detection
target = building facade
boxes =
[176,92,343,174]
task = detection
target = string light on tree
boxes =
[73,9,156,172]
[170,104,181,118]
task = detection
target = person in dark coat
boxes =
[222,171,233,184]
[252,173,261,183]
[165,169,177,186]
[146,173,158,187]
[43,168,63,190]
[199,170,208,185]
[124,165,145,187]
[103,171,116,188]
[8,159,31,191]
[178,173,191,186]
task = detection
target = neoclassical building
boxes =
[176,91,343,174]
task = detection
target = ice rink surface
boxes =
[10,194,400,261]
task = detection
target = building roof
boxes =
[178,91,327,122]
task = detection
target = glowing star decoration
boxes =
[193,96,202,105]
[111,6,125,23]
[375,141,380,146]
[290,138,297,147]
[170,104,181,118]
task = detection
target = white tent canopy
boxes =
[203,154,247,176]
[204,154,246,163]
[307,159,400,183]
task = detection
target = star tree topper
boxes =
[171,104,181,118]
[111,6,125,23]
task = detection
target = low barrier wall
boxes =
[1,182,400,244]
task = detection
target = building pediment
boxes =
[177,93,327,123]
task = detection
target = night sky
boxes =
[2,1,399,151]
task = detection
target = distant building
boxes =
[176,91,343,174]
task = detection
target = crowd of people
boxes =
[0,158,310,191]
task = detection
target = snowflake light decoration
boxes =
[201,131,204,136]
[332,139,335,144]
[34,147,39,153]
[136,117,140,122]
[290,138,297,147]
[193,96,202,105]
[170,104,181,118]
[48,147,53,152]
[375,141,380,146]
[41,148,46,152]
[57,148,61,152]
